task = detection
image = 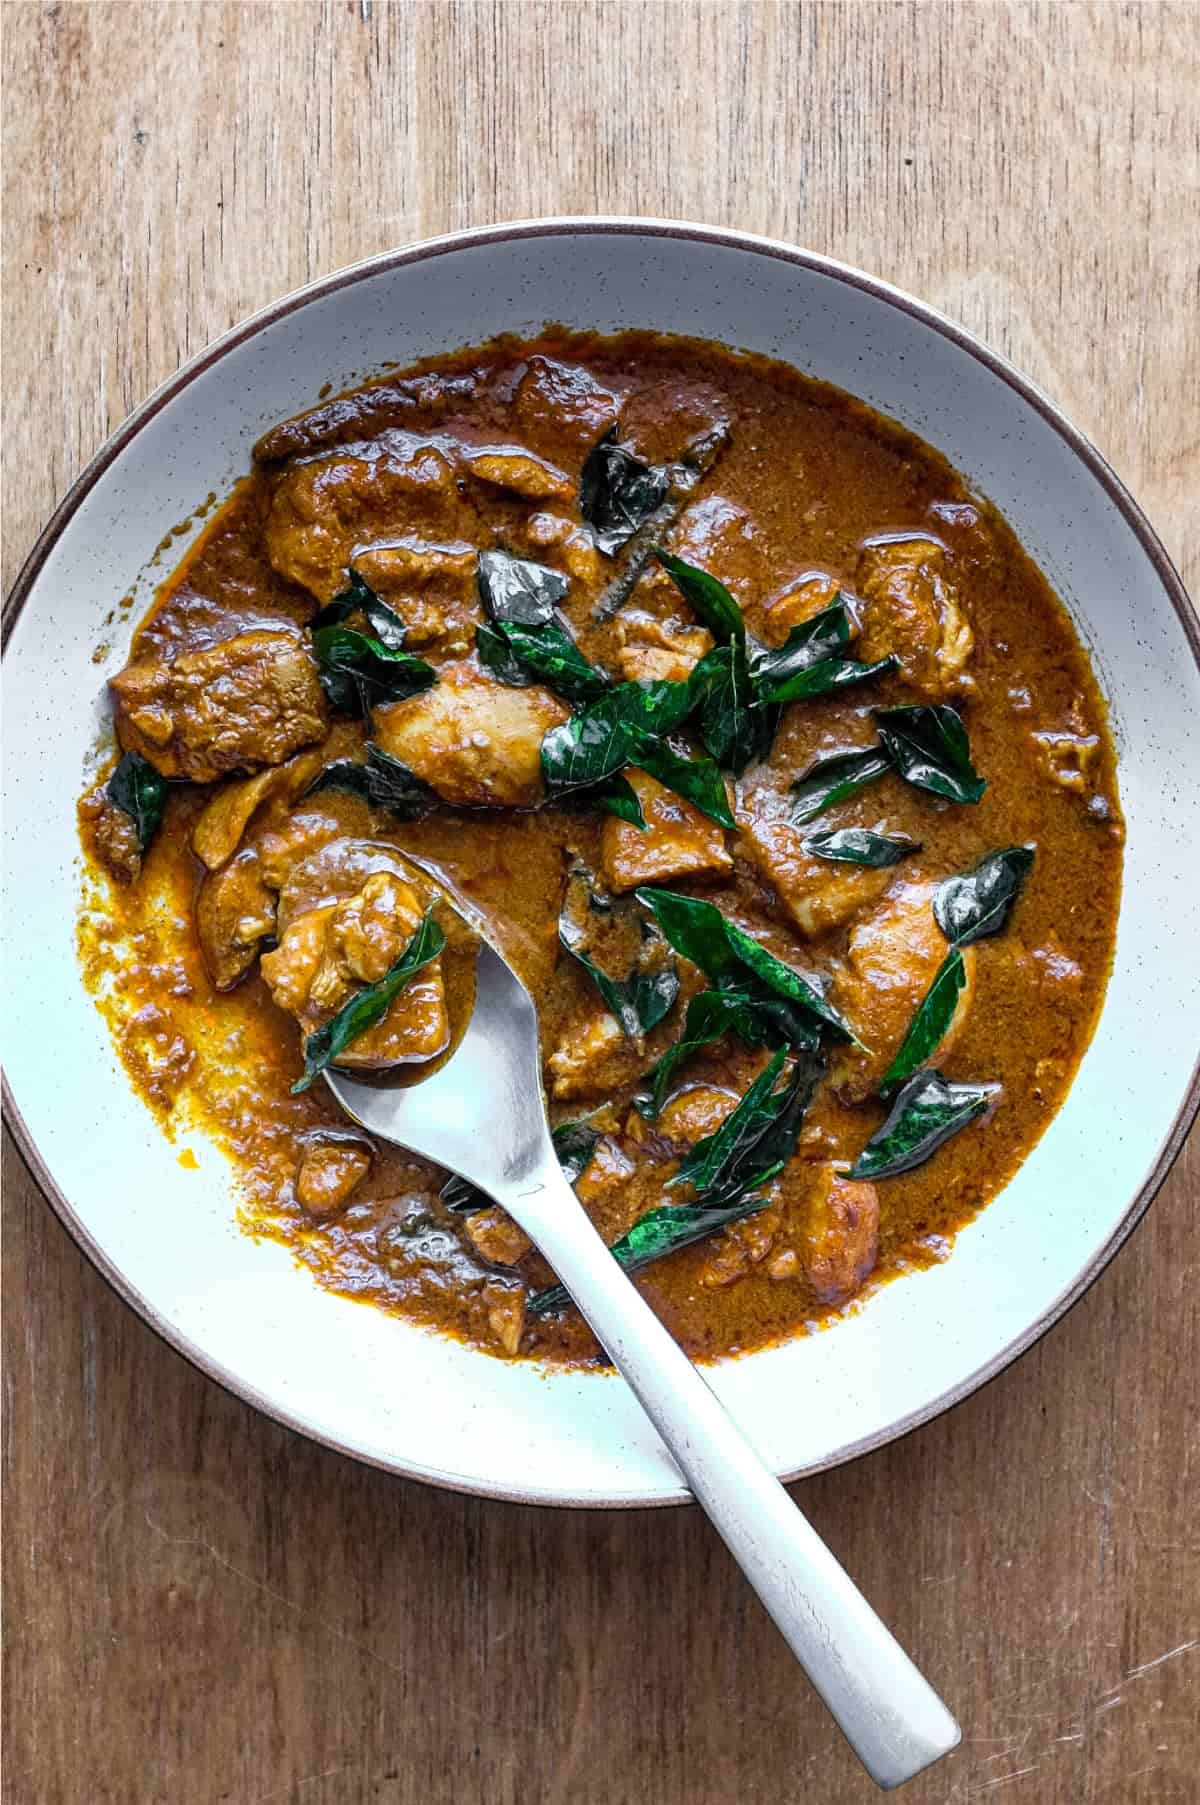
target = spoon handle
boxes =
[514,1165,960,1792]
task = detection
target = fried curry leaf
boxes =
[477,617,610,704]
[107,751,168,852]
[875,704,986,804]
[638,984,821,1118]
[577,773,648,829]
[688,642,775,774]
[311,571,409,651]
[802,826,921,867]
[558,909,680,1042]
[846,1068,997,1180]
[635,888,856,1044]
[749,599,853,684]
[580,429,671,555]
[789,746,894,825]
[934,846,1035,947]
[632,736,735,828]
[540,678,692,794]
[669,1047,822,1205]
[291,911,445,1094]
[632,886,742,980]
[655,551,745,643]
[880,948,968,1088]
[526,1195,771,1315]
[442,1120,599,1215]
[540,678,729,824]
[475,619,534,687]
[756,653,896,705]
[476,548,569,626]
[304,743,436,820]
[312,625,436,716]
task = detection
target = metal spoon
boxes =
[326,939,960,1791]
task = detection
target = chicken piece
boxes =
[80,785,144,884]
[619,378,729,467]
[788,1162,880,1304]
[294,1136,372,1215]
[111,630,327,783]
[253,808,347,893]
[652,1084,740,1149]
[829,878,976,1100]
[482,1282,526,1357]
[521,511,604,586]
[511,355,619,460]
[191,746,325,870]
[614,611,713,683]
[461,445,573,502]
[374,660,569,809]
[253,371,477,462]
[547,1008,640,1101]
[196,849,277,990]
[639,495,767,609]
[856,537,974,699]
[263,437,472,603]
[574,1135,641,1246]
[736,794,894,937]
[699,1206,780,1290]
[757,572,848,647]
[464,1206,532,1268]
[600,770,732,893]
[261,871,449,1067]
[352,540,478,651]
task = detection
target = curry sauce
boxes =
[77,330,1123,1367]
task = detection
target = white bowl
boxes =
[4,220,1198,1507]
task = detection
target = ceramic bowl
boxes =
[4,220,1198,1506]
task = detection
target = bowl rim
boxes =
[4,214,1199,1508]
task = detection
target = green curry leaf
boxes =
[311,570,409,651]
[802,826,921,867]
[558,909,679,1042]
[655,550,745,643]
[635,888,856,1043]
[845,1068,997,1180]
[580,429,671,555]
[669,1047,822,1204]
[687,642,775,774]
[526,1194,770,1315]
[789,746,894,824]
[478,617,610,704]
[756,653,896,705]
[749,600,853,683]
[880,948,969,1088]
[291,911,446,1094]
[875,704,986,804]
[107,751,168,852]
[934,846,1035,947]
[312,625,436,716]
[476,548,568,625]
[303,744,436,820]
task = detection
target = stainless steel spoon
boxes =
[326,938,960,1791]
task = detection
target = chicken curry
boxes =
[78,330,1123,1366]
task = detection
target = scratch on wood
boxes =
[1125,1638,1199,1681]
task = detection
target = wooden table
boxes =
[4,5,1197,1801]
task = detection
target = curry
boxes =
[77,329,1123,1367]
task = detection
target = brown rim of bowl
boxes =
[4,216,1199,1509]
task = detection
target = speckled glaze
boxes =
[4,220,1199,1507]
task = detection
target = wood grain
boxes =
[3,4,1197,1802]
